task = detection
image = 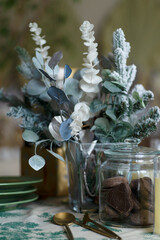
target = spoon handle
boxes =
[64,224,74,240]
[89,218,121,240]
[74,220,119,239]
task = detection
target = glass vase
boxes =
[65,140,119,213]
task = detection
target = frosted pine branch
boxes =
[112,28,137,91]
[133,106,160,139]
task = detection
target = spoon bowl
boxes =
[53,212,75,225]
[53,212,75,240]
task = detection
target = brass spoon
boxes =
[53,212,120,239]
[53,212,74,240]
[83,213,122,240]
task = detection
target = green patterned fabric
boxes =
[0,198,159,240]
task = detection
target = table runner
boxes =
[0,198,159,240]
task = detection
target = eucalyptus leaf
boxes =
[73,69,81,80]
[36,51,44,66]
[29,155,45,171]
[39,69,56,82]
[111,81,126,91]
[103,81,122,93]
[47,86,70,105]
[47,149,65,162]
[105,109,117,121]
[94,129,110,143]
[48,51,63,69]
[26,79,46,96]
[53,65,59,77]
[32,57,41,69]
[111,122,133,141]
[22,130,39,142]
[94,117,110,133]
[64,64,72,79]
[64,78,82,100]
[59,118,72,140]
[90,100,106,113]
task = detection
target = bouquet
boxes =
[1,21,160,171]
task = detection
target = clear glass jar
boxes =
[99,144,160,227]
[66,140,122,213]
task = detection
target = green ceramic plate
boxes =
[0,176,43,187]
[0,186,37,196]
[0,193,38,210]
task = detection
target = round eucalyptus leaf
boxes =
[26,79,46,96]
[103,81,122,93]
[64,78,82,100]
[48,51,63,69]
[32,57,41,69]
[36,51,44,66]
[59,118,72,141]
[94,117,110,134]
[64,64,72,79]
[47,86,70,104]
[90,100,106,113]
[29,155,45,171]
[22,130,39,143]
[112,122,133,141]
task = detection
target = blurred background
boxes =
[0,0,160,175]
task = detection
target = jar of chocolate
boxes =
[99,142,160,227]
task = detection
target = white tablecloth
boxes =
[0,197,160,240]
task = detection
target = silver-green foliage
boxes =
[91,28,160,142]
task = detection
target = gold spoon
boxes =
[53,212,74,240]
[83,213,122,240]
[53,212,120,239]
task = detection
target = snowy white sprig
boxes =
[70,21,102,136]
[110,28,137,92]
[29,22,50,61]
[79,21,102,101]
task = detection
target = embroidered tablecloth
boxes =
[0,197,159,240]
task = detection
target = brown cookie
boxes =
[131,192,141,211]
[141,198,153,212]
[102,176,128,189]
[105,182,133,217]
[104,204,119,219]
[130,177,153,201]
[140,177,153,200]
[130,178,140,196]
[129,209,153,226]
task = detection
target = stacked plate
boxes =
[0,176,43,211]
